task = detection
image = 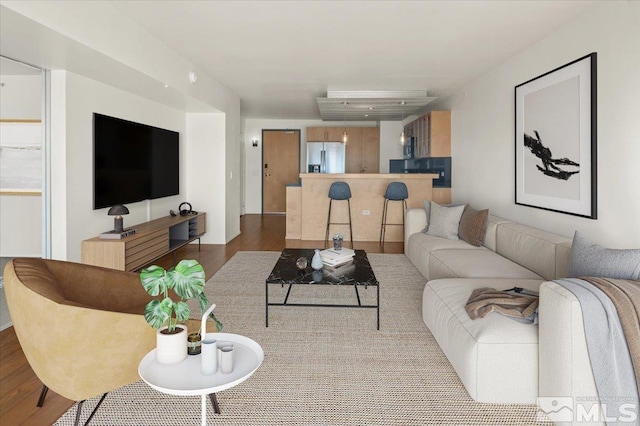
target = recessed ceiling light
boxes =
[364,114,369,117]
[189,71,198,84]
[164,84,169,88]
[368,107,374,110]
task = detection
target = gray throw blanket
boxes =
[554,278,640,425]
[465,287,539,323]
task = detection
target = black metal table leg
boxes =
[377,283,380,330]
[209,393,221,414]
[283,283,294,304]
[265,280,269,327]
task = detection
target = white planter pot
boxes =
[156,324,188,364]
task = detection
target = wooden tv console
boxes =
[81,212,206,271]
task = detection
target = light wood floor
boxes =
[0,214,402,425]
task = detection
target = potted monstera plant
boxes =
[140,259,222,364]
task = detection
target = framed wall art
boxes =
[0,119,42,193]
[515,53,597,219]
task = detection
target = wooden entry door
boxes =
[263,130,300,213]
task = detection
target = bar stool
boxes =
[325,182,354,249]
[380,182,409,246]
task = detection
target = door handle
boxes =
[264,173,271,177]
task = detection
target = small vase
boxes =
[333,238,343,251]
[200,338,218,375]
[312,269,323,282]
[311,249,323,270]
[156,324,188,364]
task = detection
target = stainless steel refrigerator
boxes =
[307,142,345,173]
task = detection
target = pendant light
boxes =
[342,101,348,144]
[399,101,406,145]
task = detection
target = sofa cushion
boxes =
[568,231,640,279]
[423,278,543,403]
[406,233,484,280]
[428,248,543,281]
[426,202,466,240]
[482,215,513,252]
[496,222,572,281]
[539,281,599,410]
[458,205,489,247]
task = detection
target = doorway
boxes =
[262,130,300,214]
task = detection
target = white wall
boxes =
[224,100,241,243]
[242,118,379,214]
[0,74,41,119]
[433,2,640,248]
[186,113,226,244]
[379,121,404,173]
[50,71,67,259]
[51,70,186,262]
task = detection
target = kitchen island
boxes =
[286,173,438,242]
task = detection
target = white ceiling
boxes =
[107,1,593,120]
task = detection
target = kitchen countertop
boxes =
[299,173,438,180]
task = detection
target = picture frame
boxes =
[0,120,42,193]
[515,53,597,219]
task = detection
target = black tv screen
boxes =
[93,113,179,209]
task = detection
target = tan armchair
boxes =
[4,258,160,424]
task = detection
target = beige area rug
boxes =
[55,251,548,425]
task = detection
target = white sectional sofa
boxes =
[404,208,572,404]
[538,282,603,425]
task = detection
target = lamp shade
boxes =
[107,204,129,216]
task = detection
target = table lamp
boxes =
[108,204,129,233]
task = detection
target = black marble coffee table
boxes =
[265,248,379,329]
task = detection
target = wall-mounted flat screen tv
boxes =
[93,113,179,209]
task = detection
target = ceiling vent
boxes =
[317,90,437,121]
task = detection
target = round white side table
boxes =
[138,333,264,426]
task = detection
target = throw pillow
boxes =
[421,200,432,233]
[568,231,640,279]
[425,202,466,240]
[458,205,489,247]
[421,200,464,233]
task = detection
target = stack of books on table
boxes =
[319,247,355,269]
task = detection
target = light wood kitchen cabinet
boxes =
[429,111,451,157]
[345,127,379,173]
[306,127,327,142]
[306,126,346,142]
[345,127,363,173]
[411,111,451,158]
[361,127,380,173]
[326,127,345,142]
[414,115,427,157]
